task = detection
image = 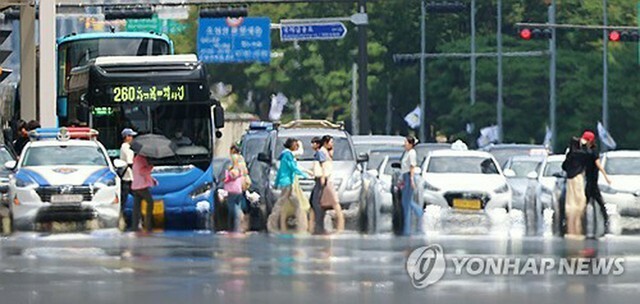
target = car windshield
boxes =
[242,136,267,162]
[368,150,403,170]
[543,160,564,177]
[605,158,640,175]
[508,160,541,177]
[427,156,499,174]
[22,146,108,167]
[276,135,354,161]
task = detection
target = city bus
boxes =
[66,54,224,230]
[57,32,174,126]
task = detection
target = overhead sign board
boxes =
[197,17,271,64]
[280,22,347,42]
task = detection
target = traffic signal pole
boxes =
[470,0,476,106]
[497,0,504,143]
[419,0,427,142]
[357,0,371,135]
[602,0,609,131]
[549,0,557,151]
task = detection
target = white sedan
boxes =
[421,149,512,212]
[600,151,640,232]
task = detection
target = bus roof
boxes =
[94,54,199,66]
[57,32,171,45]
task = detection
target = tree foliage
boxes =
[171,0,640,151]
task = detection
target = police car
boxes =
[3,128,128,231]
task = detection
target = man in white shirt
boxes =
[120,128,137,219]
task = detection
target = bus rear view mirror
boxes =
[213,106,225,129]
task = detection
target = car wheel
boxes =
[359,191,377,234]
[392,187,404,235]
[524,198,537,236]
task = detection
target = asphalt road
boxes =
[1,230,640,304]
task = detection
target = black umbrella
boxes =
[131,134,176,159]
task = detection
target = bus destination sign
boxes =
[109,84,188,103]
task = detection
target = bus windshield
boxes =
[92,103,211,164]
[58,38,171,96]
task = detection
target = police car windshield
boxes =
[22,146,108,167]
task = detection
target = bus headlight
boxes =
[190,182,213,200]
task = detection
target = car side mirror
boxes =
[391,162,401,169]
[356,152,369,163]
[113,159,128,177]
[503,169,516,178]
[4,160,16,171]
[527,171,538,180]
[366,169,378,177]
[257,153,272,164]
[213,105,225,129]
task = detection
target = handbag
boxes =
[320,180,339,209]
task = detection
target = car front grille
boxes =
[298,179,341,192]
[36,186,95,203]
[443,192,491,209]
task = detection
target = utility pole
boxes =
[351,62,359,134]
[602,0,609,130]
[357,0,370,134]
[549,0,557,151]
[497,0,504,143]
[419,0,427,142]
[470,0,476,106]
[386,84,392,135]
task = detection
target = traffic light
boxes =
[199,7,248,18]
[608,30,639,42]
[425,1,466,14]
[104,6,153,20]
[518,28,552,40]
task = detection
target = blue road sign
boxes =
[197,17,271,64]
[280,23,348,42]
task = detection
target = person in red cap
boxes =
[581,130,612,237]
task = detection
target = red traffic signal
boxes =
[518,27,551,40]
[519,28,532,40]
[608,30,620,42]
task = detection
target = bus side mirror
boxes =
[213,105,225,129]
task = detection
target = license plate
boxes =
[452,198,481,210]
[50,194,83,204]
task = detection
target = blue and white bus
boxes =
[57,32,174,127]
[66,54,224,230]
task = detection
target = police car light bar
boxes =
[29,127,99,141]
[249,121,274,131]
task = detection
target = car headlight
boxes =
[424,181,440,192]
[15,176,37,188]
[600,184,617,194]
[346,171,362,190]
[191,182,213,200]
[494,183,509,194]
